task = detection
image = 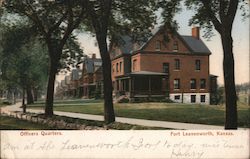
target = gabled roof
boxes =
[71,69,81,80]
[83,58,102,74]
[112,26,211,56]
[119,35,134,54]
[181,36,211,53]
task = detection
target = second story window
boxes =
[173,41,178,52]
[174,59,180,70]
[112,64,115,72]
[200,79,206,89]
[190,79,196,89]
[174,79,180,89]
[116,63,119,72]
[195,60,201,71]
[163,63,169,74]
[155,40,161,51]
[132,59,137,71]
[120,62,122,73]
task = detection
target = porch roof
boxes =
[131,71,167,76]
[115,71,167,79]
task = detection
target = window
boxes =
[155,41,161,51]
[195,60,201,70]
[190,79,196,89]
[116,63,119,72]
[173,41,178,51]
[174,95,180,100]
[132,59,137,71]
[174,59,180,70]
[191,95,196,103]
[120,62,122,73]
[200,79,206,89]
[200,95,206,103]
[174,79,180,89]
[163,63,169,74]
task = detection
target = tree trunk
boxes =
[33,88,38,101]
[45,57,58,117]
[221,30,237,129]
[22,88,26,113]
[96,34,115,123]
[26,84,34,104]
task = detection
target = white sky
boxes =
[56,5,249,86]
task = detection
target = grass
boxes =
[28,99,250,128]
[0,116,57,130]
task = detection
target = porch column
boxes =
[148,76,151,97]
[129,77,134,97]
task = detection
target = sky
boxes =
[57,4,249,86]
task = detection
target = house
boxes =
[67,68,82,97]
[110,26,215,104]
[78,54,102,98]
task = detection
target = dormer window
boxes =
[155,40,161,51]
[173,41,178,52]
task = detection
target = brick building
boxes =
[110,26,214,104]
[78,54,102,98]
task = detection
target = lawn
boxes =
[28,99,250,128]
[0,116,57,130]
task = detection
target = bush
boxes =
[2,101,11,105]
[117,97,129,103]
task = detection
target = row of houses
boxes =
[56,26,218,104]
[56,54,103,99]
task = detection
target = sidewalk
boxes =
[1,102,245,130]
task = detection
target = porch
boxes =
[115,71,169,99]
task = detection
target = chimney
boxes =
[192,27,200,40]
[92,54,96,59]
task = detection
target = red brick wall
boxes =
[111,57,125,81]
[131,54,141,72]
[143,31,190,53]
[137,53,210,93]
[93,69,103,83]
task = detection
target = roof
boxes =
[119,35,134,54]
[84,58,102,73]
[181,36,211,53]
[112,26,211,56]
[209,74,218,77]
[131,71,167,75]
[116,71,168,79]
[71,69,81,80]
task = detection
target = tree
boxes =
[0,22,48,108]
[83,0,157,123]
[160,0,248,129]
[4,0,86,116]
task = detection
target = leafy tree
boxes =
[83,0,157,123]
[160,0,249,129]
[0,22,48,109]
[3,0,85,116]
